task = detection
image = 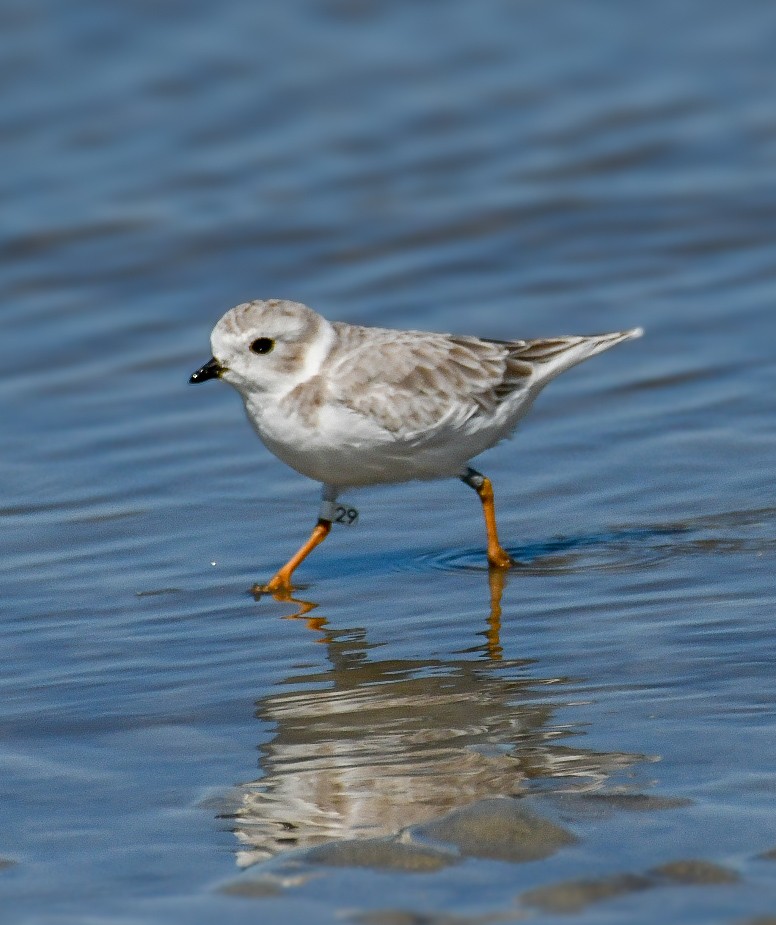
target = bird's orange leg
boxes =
[254,519,332,594]
[461,468,515,568]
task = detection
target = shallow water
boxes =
[3,0,776,922]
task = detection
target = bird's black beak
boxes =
[189,357,225,383]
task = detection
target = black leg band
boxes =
[460,467,485,490]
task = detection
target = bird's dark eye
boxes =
[250,337,275,355]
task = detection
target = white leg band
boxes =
[319,499,359,526]
[319,499,338,522]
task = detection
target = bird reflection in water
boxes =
[254,567,508,658]
[232,571,643,867]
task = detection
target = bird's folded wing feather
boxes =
[324,324,552,436]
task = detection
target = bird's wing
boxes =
[324,324,532,437]
[324,323,642,439]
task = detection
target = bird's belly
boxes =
[258,426,468,487]
[247,400,483,488]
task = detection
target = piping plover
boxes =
[190,299,642,591]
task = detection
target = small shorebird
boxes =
[191,299,642,591]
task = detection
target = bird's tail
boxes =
[512,327,644,386]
